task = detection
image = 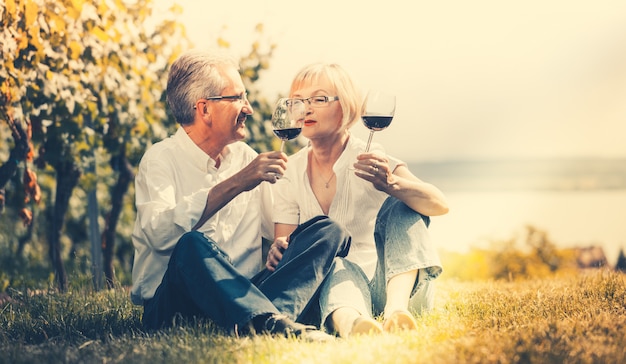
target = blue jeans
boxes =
[319,197,443,326]
[142,215,351,332]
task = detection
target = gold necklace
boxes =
[321,171,335,188]
[312,154,335,188]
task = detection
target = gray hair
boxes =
[166,49,240,125]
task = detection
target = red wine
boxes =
[273,127,302,140]
[362,115,393,131]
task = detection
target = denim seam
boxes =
[386,263,443,281]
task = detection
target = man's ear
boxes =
[201,105,212,126]
[195,101,209,116]
[197,102,210,120]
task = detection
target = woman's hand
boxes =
[355,153,450,216]
[266,236,290,272]
[353,152,397,192]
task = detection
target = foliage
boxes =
[0,0,189,290]
[1,270,625,363]
[1,0,181,170]
[441,225,580,282]
[1,0,281,290]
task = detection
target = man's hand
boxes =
[239,151,287,191]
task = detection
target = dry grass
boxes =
[1,270,625,363]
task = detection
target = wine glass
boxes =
[361,90,396,152]
[271,98,305,152]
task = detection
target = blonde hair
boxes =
[289,63,362,130]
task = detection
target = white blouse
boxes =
[273,136,403,279]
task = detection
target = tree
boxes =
[92,1,187,289]
[1,0,188,291]
[2,0,283,291]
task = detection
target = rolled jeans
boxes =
[142,215,351,332]
[319,197,443,326]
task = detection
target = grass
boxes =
[1,270,625,363]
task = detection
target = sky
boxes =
[154,0,626,163]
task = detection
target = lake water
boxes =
[409,159,626,265]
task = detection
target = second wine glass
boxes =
[361,90,396,152]
[272,98,305,152]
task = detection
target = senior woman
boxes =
[266,63,449,337]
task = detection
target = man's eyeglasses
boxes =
[194,93,248,109]
[286,96,339,108]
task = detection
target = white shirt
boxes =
[131,127,273,304]
[273,136,402,279]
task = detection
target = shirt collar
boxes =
[173,127,230,172]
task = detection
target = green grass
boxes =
[1,270,625,363]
